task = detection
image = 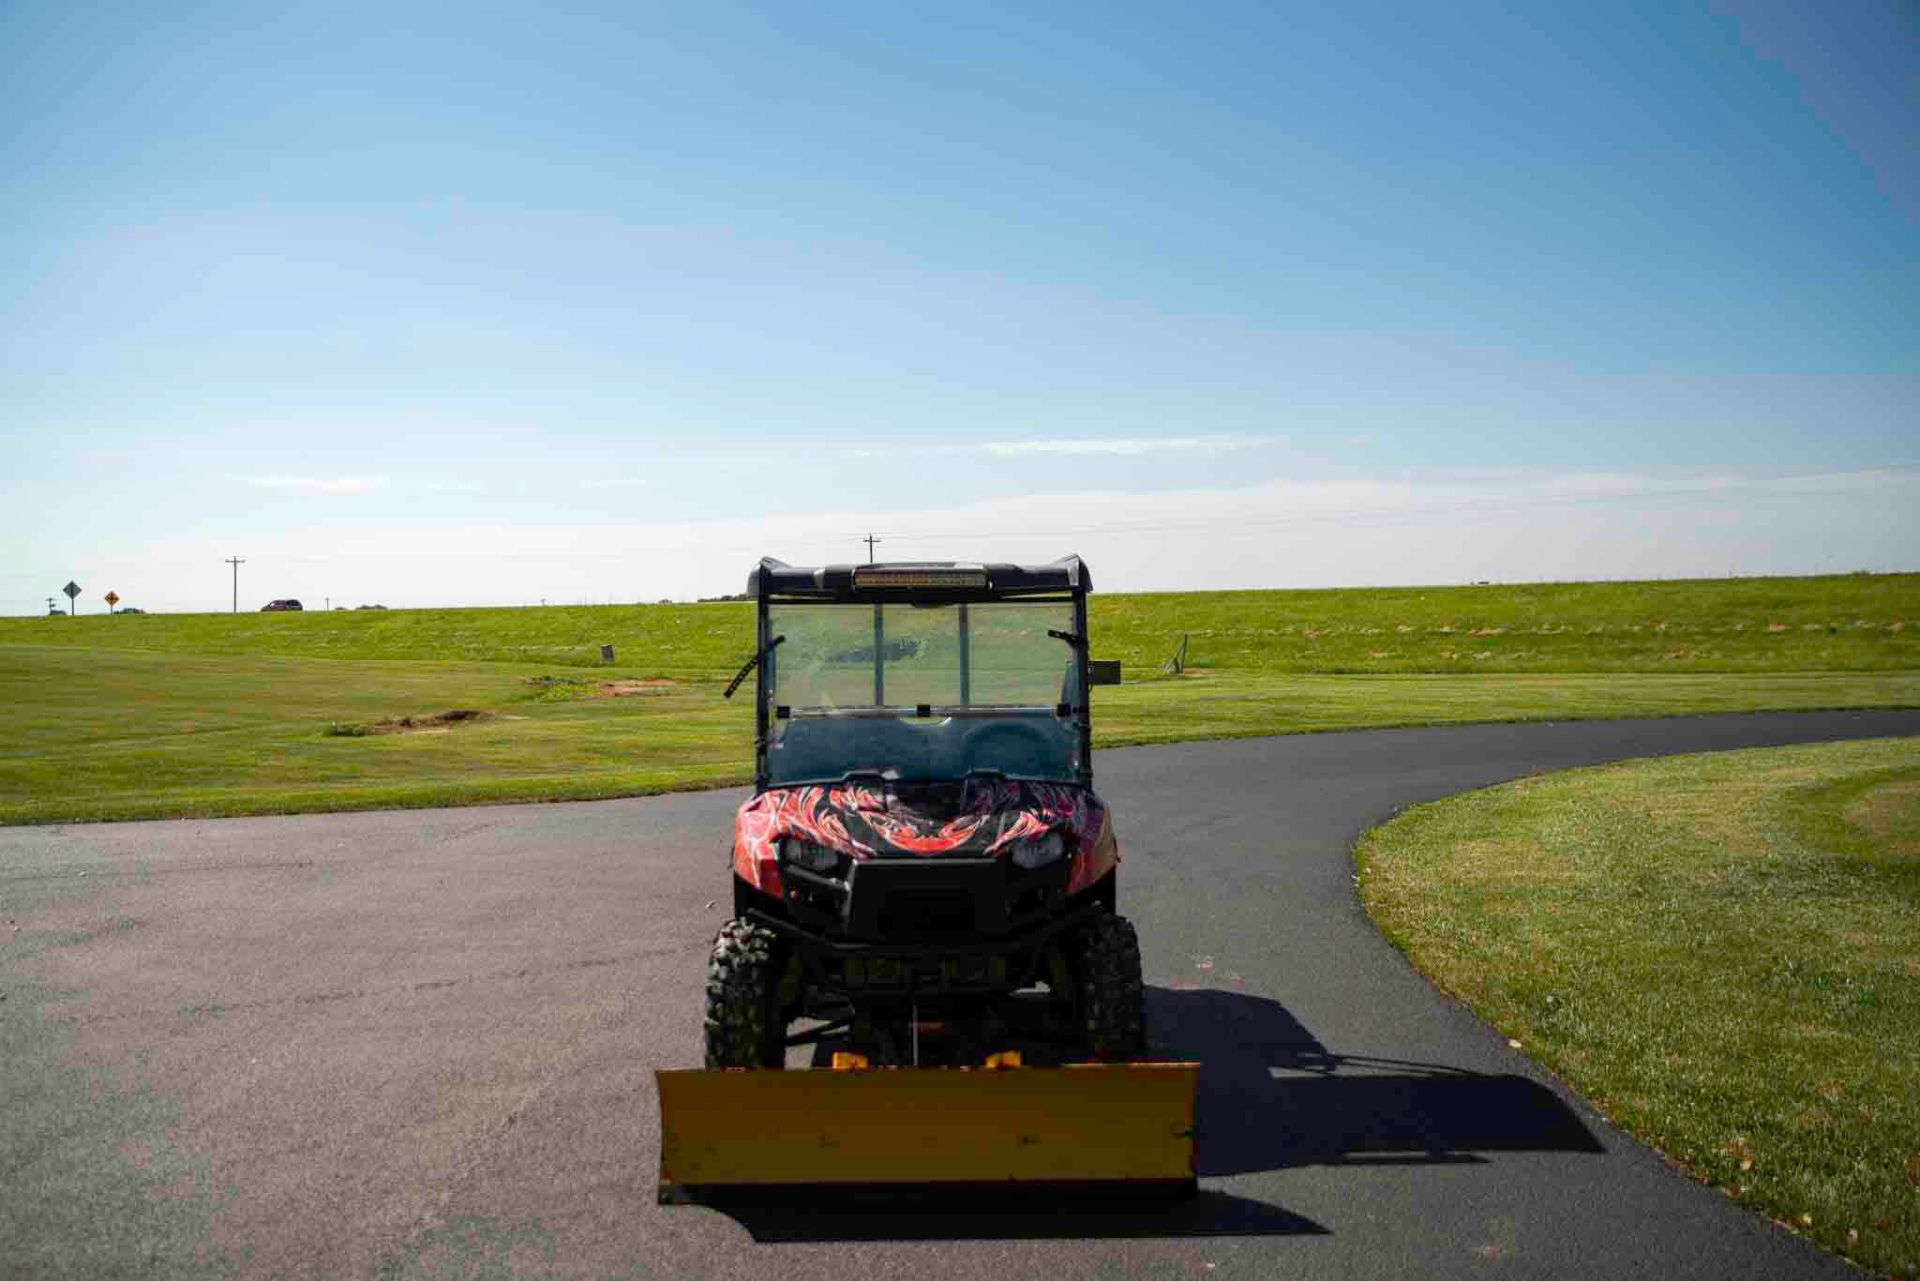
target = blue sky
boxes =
[2,0,1914,610]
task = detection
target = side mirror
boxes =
[1088,660,1122,686]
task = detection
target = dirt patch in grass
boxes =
[1614,763,1819,855]
[1846,778,1920,857]
[522,674,679,701]
[327,710,493,737]
[375,709,491,734]
[598,679,677,696]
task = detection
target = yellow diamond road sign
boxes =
[105,591,119,607]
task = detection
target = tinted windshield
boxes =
[763,600,1082,785]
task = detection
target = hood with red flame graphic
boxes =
[733,779,1118,899]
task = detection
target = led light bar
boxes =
[852,567,989,589]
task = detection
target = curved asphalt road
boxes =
[4,709,1917,1279]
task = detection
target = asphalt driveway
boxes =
[4,709,1915,1278]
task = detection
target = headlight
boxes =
[779,836,841,875]
[1009,830,1067,870]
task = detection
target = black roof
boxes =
[748,556,1091,600]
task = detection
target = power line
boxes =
[862,533,883,564]
[224,556,245,614]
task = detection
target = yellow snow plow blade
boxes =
[656,1062,1199,1201]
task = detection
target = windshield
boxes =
[763,600,1082,785]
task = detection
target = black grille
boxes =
[877,889,977,939]
[843,858,1005,941]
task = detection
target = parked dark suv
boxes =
[261,599,304,612]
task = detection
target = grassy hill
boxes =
[1,573,1913,823]
[10,572,1915,674]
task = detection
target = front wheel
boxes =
[1070,912,1146,1060]
[704,918,787,1067]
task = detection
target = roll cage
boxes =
[743,557,1102,791]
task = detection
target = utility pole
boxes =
[862,533,883,564]
[225,556,245,613]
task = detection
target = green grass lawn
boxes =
[1357,738,1920,1278]
[14,571,1917,673]
[1,572,1914,824]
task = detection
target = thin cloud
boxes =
[60,462,1916,611]
[977,435,1275,457]
[1534,465,1920,500]
[235,474,390,494]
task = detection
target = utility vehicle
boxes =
[713,555,1139,1068]
[655,557,1196,1199]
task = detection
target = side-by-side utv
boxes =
[655,557,1198,1199]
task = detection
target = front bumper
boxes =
[746,854,1093,999]
[780,853,1072,943]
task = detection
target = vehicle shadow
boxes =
[692,986,1599,1243]
[703,1186,1325,1243]
[1145,986,1605,1176]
